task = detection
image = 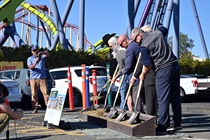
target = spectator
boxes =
[27,46,49,114]
[137,27,182,134]
[131,26,157,116]
[117,34,144,113]
[0,83,23,133]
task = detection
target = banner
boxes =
[0,61,23,71]
[44,87,67,126]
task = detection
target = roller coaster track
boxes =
[20,2,57,35]
[0,1,95,51]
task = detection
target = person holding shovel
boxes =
[117,34,144,113]
[107,36,130,111]
[102,33,132,111]
[130,25,158,117]
[137,27,182,134]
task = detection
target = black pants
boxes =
[144,85,157,116]
[131,83,144,113]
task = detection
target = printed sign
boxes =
[0,61,23,71]
[44,87,67,126]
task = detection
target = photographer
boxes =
[0,83,23,133]
[27,45,49,114]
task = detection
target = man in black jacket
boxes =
[131,26,157,116]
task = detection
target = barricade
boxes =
[81,64,87,110]
[67,66,74,110]
[85,66,90,108]
[92,69,98,105]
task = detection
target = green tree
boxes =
[168,32,195,60]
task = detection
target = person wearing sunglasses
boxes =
[107,36,131,111]
[117,34,145,114]
[27,45,49,114]
[135,26,182,134]
[130,26,157,118]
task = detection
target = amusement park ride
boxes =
[0,0,209,59]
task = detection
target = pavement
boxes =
[1,102,210,140]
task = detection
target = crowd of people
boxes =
[0,25,182,135]
[102,25,182,134]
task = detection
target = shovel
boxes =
[103,64,119,111]
[115,52,142,122]
[128,80,143,124]
[115,82,133,121]
[90,79,111,101]
[106,74,125,119]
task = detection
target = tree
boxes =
[168,32,195,60]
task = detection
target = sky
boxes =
[1,0,210,59]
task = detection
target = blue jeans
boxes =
[119,75,128,110]
[156,62,182,127]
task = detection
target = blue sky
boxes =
[1,0,210,59]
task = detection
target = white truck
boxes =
[180,74,210,98]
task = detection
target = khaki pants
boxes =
[0,113,9,133]
[30,79,49,107]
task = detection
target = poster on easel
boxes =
[44,87,67,126]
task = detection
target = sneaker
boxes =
[156,125,167,135]
[167,123,182,131]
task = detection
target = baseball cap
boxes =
[31,45,38,51]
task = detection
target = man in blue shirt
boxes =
[27,46,49,114]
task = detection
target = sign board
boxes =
[0,61,23,71]
[44,87,67,126]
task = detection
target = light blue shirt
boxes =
[27,55,46,79]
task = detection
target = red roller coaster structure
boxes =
[0,4,92,50]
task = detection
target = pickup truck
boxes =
[180,74,210,98]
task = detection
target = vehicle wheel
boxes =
[73,89,82,107]
[65,89,82,107]
[180,87,186,102]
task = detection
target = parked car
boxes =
[0,76,22,106]
[180,74,210,99]
[0,69,55,108]
[49,65,118,107]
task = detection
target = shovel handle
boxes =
[104,64,119,107]
[121,52,142,110]
[112,74,125,108]
[98,79,111,96]
[134,80,143,111]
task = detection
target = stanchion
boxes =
[86,66,90,108]
[67,66,74,110]
[82,64,87,110]
[92,69,98,105]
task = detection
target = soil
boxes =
[83,109,141,127]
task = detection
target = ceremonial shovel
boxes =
[106,74,125,119]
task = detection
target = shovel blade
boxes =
[128,112,140,124]
[116,111,127,122]
[90,95,103,101]
[104,105,111,112]
[106,108,118,119]
[92,104,104,110]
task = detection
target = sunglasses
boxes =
[120,38,126,46]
